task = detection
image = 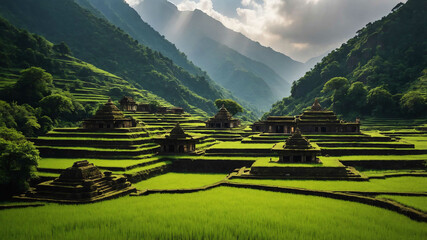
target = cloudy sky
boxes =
[129,0,405,62]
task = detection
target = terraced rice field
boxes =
[1,187,426,239]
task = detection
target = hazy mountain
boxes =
[0,0,229,116]
[133,0,305,83]
[266,0,427,118]
[132,0,296,110]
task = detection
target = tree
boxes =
[13,67,53,104]
[39,94,74,119]
[400,91,427,117]
[367,87,394,116]
[346,82,368,112]
[214,99,244,116]
[53,41,71,55]
[322,77,350,112]
[0,127,40,196]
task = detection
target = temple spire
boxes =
[311,98,322,111]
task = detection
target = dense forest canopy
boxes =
[266,0,426,119]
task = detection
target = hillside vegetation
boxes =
[0,0,227,115]
[0,17,173,136]
[267,0,426,119]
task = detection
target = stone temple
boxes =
[272,129,321,163]
[252,99,360,134]
[154,123,202,154]
[206,105,240,129]
[17,160,135,203]
[82,98,136,129]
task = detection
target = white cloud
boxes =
[175,0,405,62]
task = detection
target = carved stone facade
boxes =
[82,99,135,129]
[252,99,360,134]
[20,160,135,203]
[206,105,240,129]
[119,96,137,111]
[272,129,321,163]
[154,123,202,154]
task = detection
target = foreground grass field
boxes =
[230,177,427,192]
[132,173,226,190]
[1,187,426,240]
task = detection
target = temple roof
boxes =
[311,98,323,111]
[212,105,233,120]
[167,123,192,139]
[89,98,130,120]
[284,129,312,149]
[120,96,136,104]
[57,160,103,181]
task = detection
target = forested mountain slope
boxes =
[266,0,427,119]
[132,0,292,110]
[0,0,225,115]
[0,17,171,136]
[76,0,206,78]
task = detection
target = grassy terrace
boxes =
[252,157,344,168]
[230,176,427,193]
[38,158,161,171]
[335,154,427,161]
[208,142,275,149]
[111,161,171,175]
[378,195,427,212]
[132,172,226,190]
[0,187,425,239]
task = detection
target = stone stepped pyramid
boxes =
[16,160,136,203]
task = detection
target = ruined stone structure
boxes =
[168,107,184,114]
[206,105,240,129]
[272,129,321,163]
[82,98,135,129]
[154,123,202,154]
[137,103,151,112]
[119,96,137,111]
[19,160,135,203]
[252,99,360,134]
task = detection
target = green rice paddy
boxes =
[1,187,426,240]
[378,195,427,212]
[230,177,427,193]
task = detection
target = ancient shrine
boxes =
[206,105,240,129]
[251,99,360,134]
[137,103,151,112]
[296,99,360,133]
[82,98,135,129]
[273,129,321,163]
[154,123,202,154]
[16,160,135,203]
[119,96,137,111]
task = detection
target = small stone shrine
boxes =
[82,98,135,129]
[273,129,321,163]
[206,105,240,129]
[17,160,135,203]
[154,123,202,154]
[119,96,137,111]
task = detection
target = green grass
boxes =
[336,154,427,161]
[360,169,427,177]
[0,187,425,239]
[252,157,344,168]
[230,177,427,193]
[377,195,427,212]
[209,142,275,149]
[38,158,159,170]
[132,172,226,190]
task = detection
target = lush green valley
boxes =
[266,0,426,119]
[0,0,228,116]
